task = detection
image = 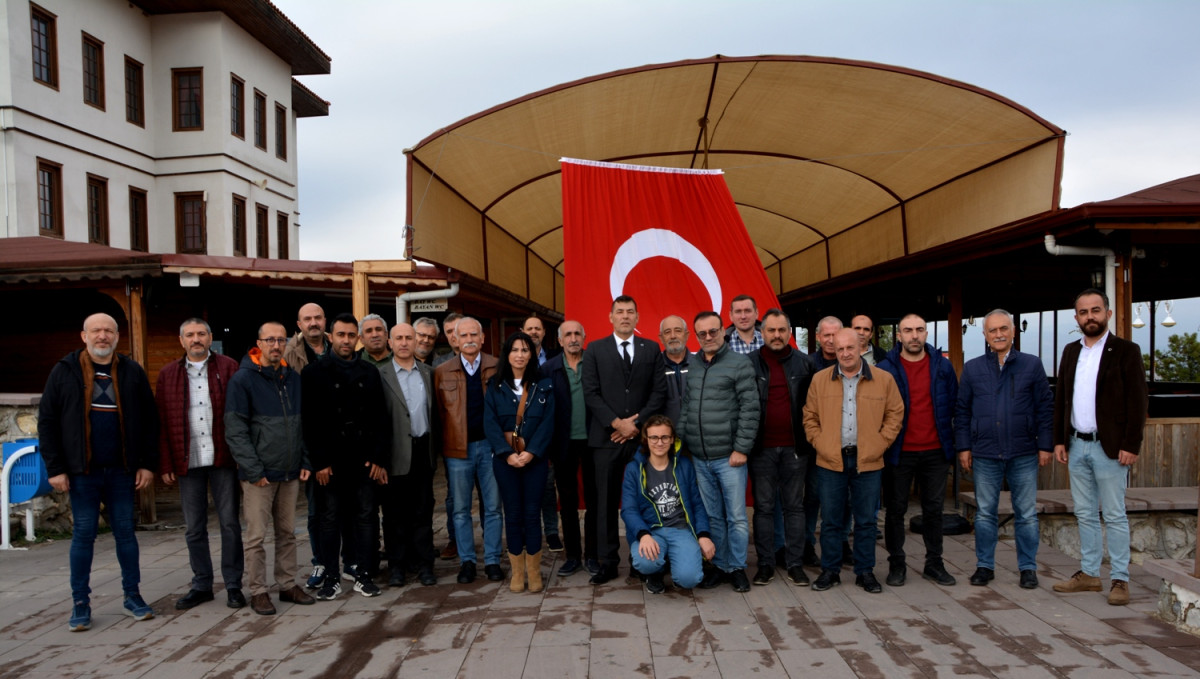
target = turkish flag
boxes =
[562,159,781,351]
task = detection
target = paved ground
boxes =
[1,483,1198,678]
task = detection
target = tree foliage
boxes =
[1145,332,1200,382]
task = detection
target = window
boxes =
[36,159,62,238]
[275,104,287,159]
[175,192,206,254]
[30,5,57,88]
[172,68,203,131]
[253,90,266,149]
[81,33,104,109]
[232,195,247,256]
[124,57,144,126]
[86,175,108,244]
[230,75,245,139]
[129,188,148,252]
[276,211,289,259]
[255,203,268,257]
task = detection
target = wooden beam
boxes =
[948,277,963,377]
[1115,251,1133,339]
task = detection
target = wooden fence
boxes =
[1036,417,1199,490]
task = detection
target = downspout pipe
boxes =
[396,283,460,325]
[1044,234,1116,332]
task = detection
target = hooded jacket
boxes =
[38,349,158,477]
[621,444,711,545]
[224,348,307,482]
[876,343,958,464]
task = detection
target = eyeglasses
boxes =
[646,435,673,444]
[257,337,287,345]
[415,332,437,341]
[695,328,722,339]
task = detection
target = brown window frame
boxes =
[30,4,58,88]
[86,174,109,245]
[124,56,144,127]
[230,74,245,139]
[81,33,105,110]
[171,67,203,132]
[232,194,247,256]
[276,211,289,259]
[255,203,269,258]
[253,90,267,150]
[275,104,287,160]
[175,192,206,254]
[129,187,148,252]
[36,158,63,238]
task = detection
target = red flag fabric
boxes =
[562,159,781,350]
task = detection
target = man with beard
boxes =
[544,320,588,575]
[283,302,329,372]
[413,317,440,366]
[40,313,158,630]
[1051,289,1147,606]
[434,312,463,559]
[358,314,392,367]
[659,315,691,426]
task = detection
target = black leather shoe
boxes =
[802,543,820,568]
[389,567,406,588]
[418,567,438,587]
[969,567,995,586]
[698,568,725,589]
[752,565,775,586]
[811,569,841,591]
[589,564,618,585]
[457,561,477,584]
[644,572,666,594]
[557,558,581,576]
[226,589,246,609]
[730,569,751,592]
[886,564,906,587]
[1019,569,1038,589]
[175,588,214,610]
[585,558,602,575]
[856,572,883,593]
[787,566,810,586]
[484,564,504,582]
[923,564,956,586]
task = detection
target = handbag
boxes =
[503,384,530,453]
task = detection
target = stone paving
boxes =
[1,490,1198,678]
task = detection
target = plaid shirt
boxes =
[728,329,763,355]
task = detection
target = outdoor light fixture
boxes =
[961,323,968,335]
[1162,301,1176,327]
[1132,304,1146,329]
[1020,319,1028,333]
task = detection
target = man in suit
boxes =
[379,322,438,587]
[544,320,588,576]
[581,296,667,583]
[1051,288,1147,606]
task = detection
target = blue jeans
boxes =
[630,526,704,588]
[1068,437,1130,581]
[692,456,749,572]
[972,454,1039,571]
[493,453,548,555]
[816,462,881,574]
[68,469,140,602]
[446,440,503,565]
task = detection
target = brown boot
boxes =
[527,551,544,593]
[1052,570,1102,593]
[1108,580,1130,606]
[508,550,526,593]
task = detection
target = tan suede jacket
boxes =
[433,353,498,459]
[802,361,905,473]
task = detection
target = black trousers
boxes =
[380,436,436,572]
[749,446,808,568]
[584,442,634,566]
[883,448,949,568]
[555,439,587,560]
[315,463,376,578]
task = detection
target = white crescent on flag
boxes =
[608,228,723,313]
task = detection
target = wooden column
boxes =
[352,260,417,322]
[1114,251,1133,339]
[948,277,964,376]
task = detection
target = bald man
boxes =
[283,302,330,372]
[40,313,159,630]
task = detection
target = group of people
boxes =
[36,286,1146,633]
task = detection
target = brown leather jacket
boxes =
[434,353,498,459]
[802,361,904,473]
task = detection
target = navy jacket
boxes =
[544,353,582,463]
[484,376,555,459]
[225,349,307,483]
[621,447,711,545]
[954,349,1053,460]
[877,343,958,463]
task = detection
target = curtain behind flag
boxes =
[562,158,782,351]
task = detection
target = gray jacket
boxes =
[679,343,760,460]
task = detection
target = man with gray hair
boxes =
[659,315,691,426]
[358,314,391,367]
[413,317,440,366]
[804,315,844,566]
[955,309,1053,590]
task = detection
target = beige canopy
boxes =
[407,55,1064,312]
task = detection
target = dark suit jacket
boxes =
[581,335,667,449]
[1053,334,1148,459]
[545,352,585,462]
[379,359,436,476]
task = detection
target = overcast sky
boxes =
[275,0,1200,356]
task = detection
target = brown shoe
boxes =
[1108,580,1130,606]
[440,542,458,561]
[1052,570,1102,593]
[279,585,315,606]
[250,593,275,615]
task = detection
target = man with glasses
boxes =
[225,322,315,615]
[413,317,440,366]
